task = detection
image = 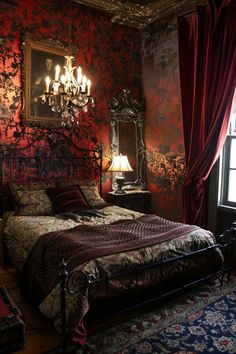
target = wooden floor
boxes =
[0,266,61,354]
[2,265,235,354]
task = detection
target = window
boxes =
[219,107,236,208]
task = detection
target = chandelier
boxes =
[42,55,95,128]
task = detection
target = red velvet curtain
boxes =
[178,0,236,227]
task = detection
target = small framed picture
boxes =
[22,35,68,127]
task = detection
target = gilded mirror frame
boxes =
[109,89,146,190]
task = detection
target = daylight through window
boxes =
[219,103,236,207]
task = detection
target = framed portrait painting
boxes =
[22,35,69,127]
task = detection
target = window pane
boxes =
[228,170,236,202]
[230,138,236,168]
[229,111,236,136]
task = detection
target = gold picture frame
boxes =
[21,35,69,127]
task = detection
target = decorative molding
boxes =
[72,0,206,29]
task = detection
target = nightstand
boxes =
[109,190,151,213]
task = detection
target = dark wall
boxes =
[142,16,185,221]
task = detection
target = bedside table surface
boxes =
[109,190,151,213]
[108,190,150,196]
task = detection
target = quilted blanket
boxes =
[22,214,223,345]
[22,214,200,303]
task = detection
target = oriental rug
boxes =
[50,278,236,354]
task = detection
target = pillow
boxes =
[8,179,56,209]
[56,178,107,208]
[79,184,107,209]
[47,185,90,214]
[16,189,54,216]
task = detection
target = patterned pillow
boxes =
[79,184,107,209]
[47,185,90,214]
[56,178,107,208]
[8,179,56,209]
[16,189,54,216]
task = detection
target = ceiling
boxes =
[128,0,157,4]
[0,0,205,29]
[71,0,206,29]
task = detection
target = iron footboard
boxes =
[58,226,236,354]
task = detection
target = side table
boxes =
[109,190,151,213]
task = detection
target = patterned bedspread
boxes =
[22,214,201,304]
[3,206,143,271]
[3,206,224,345]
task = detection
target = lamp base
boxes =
[115,176,126,194]
[115,189,126,194]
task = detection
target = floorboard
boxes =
[0,266,61,354]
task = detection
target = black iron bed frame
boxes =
[58,226,236,353]
[0,130,235,354]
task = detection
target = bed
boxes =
[0,130,235,352]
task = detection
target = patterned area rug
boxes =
[50,278,236,353]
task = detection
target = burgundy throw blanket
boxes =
[22,214,199,306]
[22,214,201,345]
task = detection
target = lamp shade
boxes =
[108,155,133,172]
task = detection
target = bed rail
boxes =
[58,224,236,353]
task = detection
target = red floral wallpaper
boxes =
[142,17,185,221]
[0,0,142,197]
[0,1,185,220]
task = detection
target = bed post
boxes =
[99,146,103,196]
[0,146,4,268]
[0,145,3,218]
[218,224,236,283]
[231,221,236,268]
[226,224,236,282]
[59,259,69,354]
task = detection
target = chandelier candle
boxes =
[43,55,95,128]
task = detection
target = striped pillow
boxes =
[47,185,90,214]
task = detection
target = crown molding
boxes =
[72,0,206,29]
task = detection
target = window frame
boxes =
[220,134,236,208]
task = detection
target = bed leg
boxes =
[59,259,69,354]
[219,271,225,286]
[227,269,231,283]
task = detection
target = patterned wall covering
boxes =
[142,16,186,221]
[0,0,142,197]
[0,1,186,220]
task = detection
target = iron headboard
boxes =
[0,130,103,216]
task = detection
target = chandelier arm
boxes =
[39,34,94,127]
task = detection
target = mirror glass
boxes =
[109,89,146,190]
[118,121,137,183]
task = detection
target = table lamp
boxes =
[108,154,133,194]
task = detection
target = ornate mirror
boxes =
[109,89,146,190]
